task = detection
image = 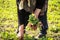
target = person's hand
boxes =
[34,8,41,19]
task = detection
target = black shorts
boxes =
[18,9,31,27]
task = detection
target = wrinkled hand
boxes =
[33,8,41,19]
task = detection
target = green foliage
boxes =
[48,25,60,33]
[0,31,18,40]
[47,0,60,32]
[0,0,18,40]
[28,14,39,25]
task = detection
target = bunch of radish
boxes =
[28,14,39,30]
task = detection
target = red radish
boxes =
[31,25,37,30]
[28,23,37,30]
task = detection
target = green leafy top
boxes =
[28,14,39,25]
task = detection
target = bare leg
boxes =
[17,24,24,40]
